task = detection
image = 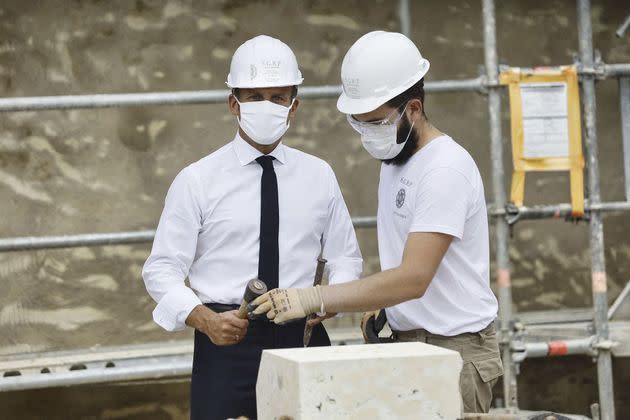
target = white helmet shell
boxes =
[226,35,304,89]
[337,31,430,115]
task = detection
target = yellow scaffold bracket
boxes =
[499,66,585,218]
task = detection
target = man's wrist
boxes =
[297,286,324,315]
[185,305,216,331]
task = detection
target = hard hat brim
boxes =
[226,77,304,89]
[336,59,429,115]
[336,93,393,115]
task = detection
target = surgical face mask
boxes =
[347,103,414,160]
[236,98,294,145]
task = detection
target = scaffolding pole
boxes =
[0,69,626,114]
[398,0,411,38]
[0,79,486,113]
[4,200,630,253]
[604,63,630,77]
[0,217,377,252]
[577,1,615,419]
[494,201,630,224]
[0,356,192,392]
[481,0,517,410]
[620,77,630,201]
[616,14,630,38]
[511,337,597,364]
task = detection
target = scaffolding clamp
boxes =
[504,202,521,226]
[475,69,492,95]
[575,52,606,80]
[592,339,619,352]
[504,202,521,238]
[509,340,527,365]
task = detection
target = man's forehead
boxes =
[240,86,293,96]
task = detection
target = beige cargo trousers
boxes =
[392,321,504,413]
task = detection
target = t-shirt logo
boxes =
[396,188,406,208]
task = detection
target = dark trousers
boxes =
[190,304,330,420]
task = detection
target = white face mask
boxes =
[347,103,414,160]
[236,98,294,145]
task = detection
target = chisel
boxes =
[303,257,327,347]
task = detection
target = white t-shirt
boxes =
[378,135,498,336]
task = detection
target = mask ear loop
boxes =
[285,97,296,130]
[397,102,416,152]
[392,101,411,124]
[400,118,416,145]
[396,102,415,147]
[233,95,243,124]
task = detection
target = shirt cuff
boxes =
[152,286,202,332]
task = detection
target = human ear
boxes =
[287,98,300,122]
[228,94,240,118]
[406,99,423,123]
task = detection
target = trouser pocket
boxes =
[461,356,503,413]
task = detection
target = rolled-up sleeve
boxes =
[321,166,363,285]
[142,167,203,331]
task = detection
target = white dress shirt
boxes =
[143,133,363,331]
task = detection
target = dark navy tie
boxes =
[256,155,279,290]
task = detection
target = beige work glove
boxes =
[248,287,323,324]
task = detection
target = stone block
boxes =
[256,342,462,419]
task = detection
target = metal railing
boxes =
[0,218,377,252]
[1,1,629,418]
[4,200,630,252]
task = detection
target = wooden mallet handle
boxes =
[237,278,268,319]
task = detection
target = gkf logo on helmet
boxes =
[261,59,281,82]
[250,60,281,80]
[262,60,281,69]
[396,188,406,208]
[343,77,360,97]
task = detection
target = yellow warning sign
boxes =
[500,66,585,217]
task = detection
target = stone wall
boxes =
[1,0,629,417]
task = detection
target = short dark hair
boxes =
[232,86,298,100]
[385,78,426,117]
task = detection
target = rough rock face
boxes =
[0,0,629,418]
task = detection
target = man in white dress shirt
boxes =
[250,31,502,414]
[142,35,362,419]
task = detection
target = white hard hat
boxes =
[337,31,430,115]
[226,35,304,89]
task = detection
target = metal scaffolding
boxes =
[1,0,630,418]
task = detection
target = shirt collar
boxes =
[233,132,287,166]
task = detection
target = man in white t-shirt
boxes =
[250,31,503,413]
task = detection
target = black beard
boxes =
[382,114,419,166]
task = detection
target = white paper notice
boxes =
[520,82,570,158]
